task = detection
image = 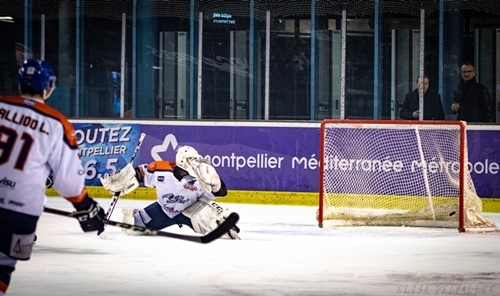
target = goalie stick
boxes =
[103,132,146,221]
[43,206,239,243]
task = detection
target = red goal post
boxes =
[318,119,496,232]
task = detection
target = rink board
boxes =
[46,187,500,213]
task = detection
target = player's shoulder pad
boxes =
[146,160,175,173]
[0,96,77,148]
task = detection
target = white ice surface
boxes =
[7,197,500,296]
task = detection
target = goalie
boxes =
[101,145,240,239]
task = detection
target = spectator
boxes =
[399,75,444,120]
[451,62,494,122]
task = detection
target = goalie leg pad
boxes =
[121,208,144,236]
[182,197,221,233]
[182,197,239,239]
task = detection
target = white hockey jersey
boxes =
[140,161,216,218]
[0,96,87,217]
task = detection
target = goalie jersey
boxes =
[139,161,216,218]
[0,96,87,217]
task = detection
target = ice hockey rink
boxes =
[7,197,500,296]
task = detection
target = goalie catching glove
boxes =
[100,163,139,196]
[194,161,221,193]
[175,146,221,193]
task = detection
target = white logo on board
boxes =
[151,134,178,160]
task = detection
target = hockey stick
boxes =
[43,206,239,244]
[104,132,146,221]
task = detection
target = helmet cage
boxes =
[176,146,202,177]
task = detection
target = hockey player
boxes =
[101,145,239,239]
[0,60,106,295]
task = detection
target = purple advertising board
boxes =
[71,120,500,198]
[139,123,319,192]
[467,128,500,198]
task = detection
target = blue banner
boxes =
[73,123,142,186]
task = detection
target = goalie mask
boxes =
[176,145,202,177]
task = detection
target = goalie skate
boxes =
[218,220,240,240]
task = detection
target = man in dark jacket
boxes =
[399,75,444,120]
[451,62,494,123]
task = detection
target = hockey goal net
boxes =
[318,120,497,232]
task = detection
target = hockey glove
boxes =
[193,162,221,193]
[46,174,54,189]
[100,163,139,196]
[71,196,106,235]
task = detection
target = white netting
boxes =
[319,120,497,232]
